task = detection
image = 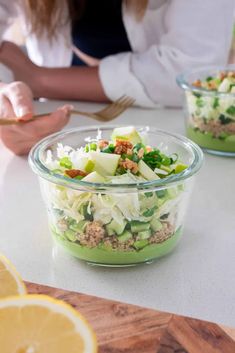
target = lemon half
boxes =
[0,294,97,353]
[0,254,26,298]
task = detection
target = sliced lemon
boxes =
[0,294,97,353]
[0,254,26,298]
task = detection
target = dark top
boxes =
[71,0,131,66]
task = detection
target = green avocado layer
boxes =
[187,126,235,153]
[51,227,182,266]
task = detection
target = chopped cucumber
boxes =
[118,230,133,242]
[226,135,235,142]
[64,229,77,242]
[138,160,159,181]
[105,225,114,236]
[90,151,120,176]
[106,219,126,235]
[111,126,142,144]
[133,239,149,250]
[167,187,179,199]
[137,230,151,239]
[150,218,163,232]
[130,220,150,233]
[69,220,88,233]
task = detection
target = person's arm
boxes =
[37,66,108,102]
[0,41,108,102]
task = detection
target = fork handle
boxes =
[34,109,96,119]
[0,109,98,125]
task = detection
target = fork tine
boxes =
[97,95,127,115]
[101,98,135,119]
[98,96,135,116]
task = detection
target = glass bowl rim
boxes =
[176,64,235,97]
[28,125,203,192]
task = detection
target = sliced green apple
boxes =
[89,151,120,176]
[138,160,159,180]
[82,171,106,183]
[73,156,89,171]
[111,126,142,144]
[174,163,188,174]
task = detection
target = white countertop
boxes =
[1,100,235,327]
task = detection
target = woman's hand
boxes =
[0,81,72,155]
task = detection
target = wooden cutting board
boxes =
[26,282,235,353]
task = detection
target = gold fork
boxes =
[0,95,135,126]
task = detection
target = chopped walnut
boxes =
[227,71,235,78]
[137,148,145,159]
[219,71,226,81]
[78,221,105,248]
[57,219,68,232]
[208,81,217,90]
[114,140,133,155]
[145,146,152,153]
[65,169,87,178]
[98,139,109,149]
[192,79,202,88]
[119,158,138,174]
[149,222,174,244]
[193,116,235,137]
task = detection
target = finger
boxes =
[7,104,72,139]
[3,82,34,120]
[0,95,15,118]
[35,105,72,135]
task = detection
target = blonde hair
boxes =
[24,0,148,38]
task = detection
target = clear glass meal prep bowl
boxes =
[29,126,203,267]
[177,65,235,157]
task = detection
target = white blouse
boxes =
[0,0,234,107]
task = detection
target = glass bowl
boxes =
[29,126,203,267]
[177,65,235,157]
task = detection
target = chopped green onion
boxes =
[90,143,97,151]
[59,157,72,169]
[195,98,205,108]
[102,145,115,153]
[156,190,167,198]
[226,106,235,116]
[143,207,157,217]
[144,192,153,198]
[193,92,201,98]
[212,97,219,109]
[219,114,233,124]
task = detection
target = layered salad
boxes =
[186,71,235,153]
[42,127,188,265]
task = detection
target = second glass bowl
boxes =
[177,66,235,157]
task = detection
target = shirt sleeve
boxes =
[99,0,235,108]
[0,2,17,40]
[0,1,18,82]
